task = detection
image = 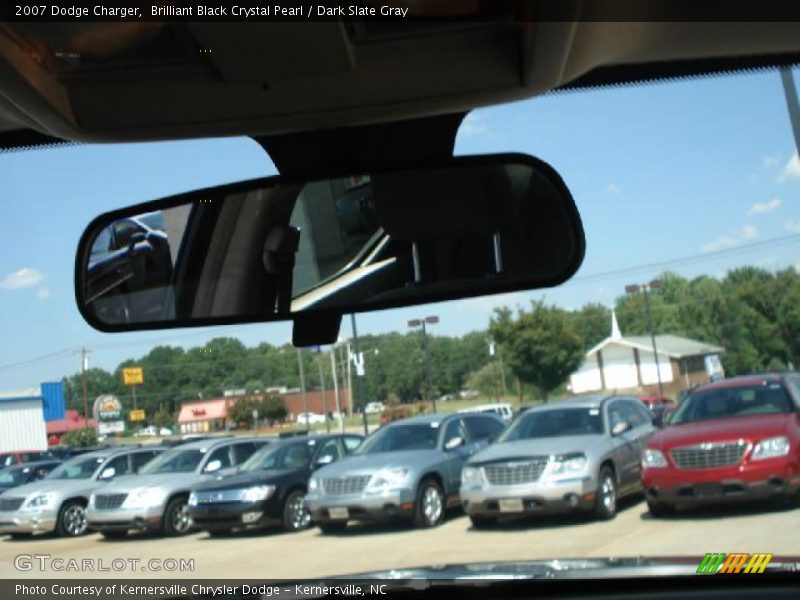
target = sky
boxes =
[1,67,799,390]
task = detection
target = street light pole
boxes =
[625,281,664,395]
[408,316,439,413]
[350,314,369,436]
[296,348,309,429]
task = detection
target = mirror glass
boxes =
[611,421,631,436]
[77,156,583,329]
[445,436,465,450]
[204,459,222,473]
[99,467,115,480]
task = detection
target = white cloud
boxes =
[606,183,619,194]
[748,197,781,215]
[0,267,44,290]
[777,152,800,183]
[36,287,50,300]
[701,226,759,253]
[786,220,800,233]
[458,113,488,138]
[762,155,779,168]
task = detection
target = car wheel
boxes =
[468,514,497,529]
[56,500,88,537]
[318,521,348,534]
[647,501,675,517]
[412,478,445,528]
[101,530,128,540]
[163,497,193,536]
[594,466,617,520]
[282,490,311,532]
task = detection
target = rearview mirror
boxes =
[445,436,465,451]
[76,154,584,333]
[611,421,632,436]
[314,455,335,469]
[99,467,116,480]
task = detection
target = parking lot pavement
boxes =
[2,498,799,579]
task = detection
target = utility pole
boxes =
[317,348,330,433]
[625,281,664,395]
[408,316,439,412]
[77,347,91,428]
[350,314,368,435]
[330,346,344,433]
[296,348,309,429]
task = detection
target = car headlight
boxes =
[642,448,668,468]
[461,466,483,486]
[308,478,319,492]
[240,485,276,502]
[752,436,790,460]
[23,493,56,510]
[550,453,588,476]
[188,492,198,507]
[366,468,408,491]
[123,487,167,509]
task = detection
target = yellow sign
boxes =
[129,409,146,422]
[123,367,144,386]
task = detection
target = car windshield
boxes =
[47,456,104,480]
[499,408,604,442]
[0,465,26,485]
[670,384,794,424]
[241,442,311,471]
[139,449,204,474]
[354,424,439,454]
[4,55,800,579]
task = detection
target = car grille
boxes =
[671,441,748,469]
[192,489,243,504]
[93,494,128,510]
[322,475,371,495]
[483,459,548,486]
[0,497,25,511]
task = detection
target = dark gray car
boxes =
[461,395,656,527]
[306,412,505,533]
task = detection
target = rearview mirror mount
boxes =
[75,154,585,344]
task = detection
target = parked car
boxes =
[134,426,174,437]
[364,402,386,414]
[296,412,326,425]
[458,403,514,422]
[86,436,268,538]
[46,445,115,461]
[306,412,505,533]
[0,460,61,493]
[640,395,677,427]
[0,446,162,538]
[188,433,363,535]
[642,374,800,516]
[460,396,656,527]
[0,450,55,469]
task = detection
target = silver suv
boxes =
[86,436,268,538]
[0,446,162,538]
[461,395,656,527]
[306,412,505,533]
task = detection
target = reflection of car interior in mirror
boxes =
[79,156,583,327]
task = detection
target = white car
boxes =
[134,426,173,437]
[364,402,385,414]
[458,403,514,422]
[296,412,326,425]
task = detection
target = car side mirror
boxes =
[204,459,222,473]
[314,455,335,469]
[445,436,465,451]
[611,421,632,436]
[99,467,116,480]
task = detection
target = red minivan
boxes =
[641,374,800,515]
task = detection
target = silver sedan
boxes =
[460,395,656,527]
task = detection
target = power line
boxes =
[0,348,75,373]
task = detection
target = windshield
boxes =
[47,456,104,480]
[139,449,204,474]
[499,408,604,442]
[241,442,311,471]
[3,59,800,579]
[354,424,439,454]
[0,466,26,485]
[670,384,794,424]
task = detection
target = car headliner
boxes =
[1,17,799,145]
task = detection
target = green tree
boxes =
[572,303,612,350]
[62,428,98,448]
[490,302,584,401]
[466,360,512,400]
[260,396,288,422]
[228,397,259,428]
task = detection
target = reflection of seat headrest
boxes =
[371,166,512,242]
